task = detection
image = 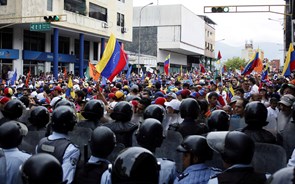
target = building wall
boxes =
[204,23,215,58]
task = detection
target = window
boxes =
[117,13,125,27]
[24,30,45,51]
[50,36,70,54]
[75,39,90,60]
[47,0,53,11]
[64,0,86,15]
[0,28,13,49]
[93,42,98,60]
[89,3,107,22]
[0,0,7,5]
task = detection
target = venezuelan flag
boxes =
[96,34,127,82]
[66,77,75,98]
[241,52,260,75]
[261,63,268,81]
[164,54,170,76]
[282,43,295,77]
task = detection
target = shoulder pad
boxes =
[211,167,222,172]
[177,172,189,181]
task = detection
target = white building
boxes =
[125,4,216,73]
[0,0,133,79]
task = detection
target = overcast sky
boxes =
[133,0,285,47]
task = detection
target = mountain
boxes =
[215,42,284,65]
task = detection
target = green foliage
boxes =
[224,57,247,70]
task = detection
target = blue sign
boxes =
[0,49,19,59]
[23,50,76,63]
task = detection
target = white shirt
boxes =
[265,106,279,134]
[250,84,259,94]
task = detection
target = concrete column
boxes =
[53,28,59,79]
[79,34,84,78]
[13,27,23,77]
[69,63,74,73]
[45,32,51,73]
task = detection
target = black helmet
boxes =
[28,106,50,128]
[207,110,230,131]
[292,102,295,121]
[21,153,64,184]
[54,99,75,109]
[207,131,255,165]
[136,118,164,152]
[111,147,160,184]
[2,99,23,119]
[179,98,200,119]
[244,102,268,127]
[81,100,104,120]
[177,135,213,162]
[143,104,165,123]
[0,121,23,149]
[51,106,77,134]
[90,126,116,158]
[110,101,133,122]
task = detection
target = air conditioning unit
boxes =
[102,22,108,28]
[121,27,127,33]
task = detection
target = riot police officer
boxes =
[21,153,65,184]
[77,99,105,130]
[109,147,160,184]
[242,102,276,144]
[36,106,80,184]
[267,166,295,184]
[174,135,218,184]
[207,131,267,184]
[0,121,31,184]
[0,99,24,126]
[27,106,50,131]
[74,126,116,184]
[103,101,138,147]
[207,110,230,131]
[136,118,177,184]
[178,98,209,138]
[143,104,166,123]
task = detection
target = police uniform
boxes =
[100,170,111,184]
[157,158,177,184]
[207,164,267,184]
[2,148,31,184]
[36,132,80,184]
[174,163,219,184]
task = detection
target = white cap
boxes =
[164,99,181,111]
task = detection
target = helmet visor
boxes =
[206,131,228,154]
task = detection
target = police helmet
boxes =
[244,102,268,127]
[51,106,77,133]
[111,147,160,184]
[2,99,23,119]
[110,101,133,122]
[177,135,213,162]
[0,121,23,149]
[292,102,295,121]
[207,110,230,131]
[136,118,164,151]
[21,153,64,184]
[28,106,50,128]
[90,126,116,158]
[143,104,166,123]
[54,99,75,109]
[179,98,200,119]
[207,131,254,165]
[81,100,104,120]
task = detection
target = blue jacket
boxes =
[174,163,218,184]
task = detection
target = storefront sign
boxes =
[0,49,19,59]
[23,50,76,63]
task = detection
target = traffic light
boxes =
[44,15,60,22]
[211,6,229,13]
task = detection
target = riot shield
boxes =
[69,127,92,163]
[106,143,125,164]
[155,129,183,171]
[19,130,46,154]
[279,122,295,159]
[252,143,287,174]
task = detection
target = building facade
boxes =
[0,0,133,79]
[125,4,216,74]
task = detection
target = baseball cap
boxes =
[230,96,241,104]
[279,94,295,107]
[154,97,166,106]
[53,86,62,92]
[181,89,191,97]
[4,87,13,97]
[115,91,124,99]
[0,96,10,104]
[164,99,181,111]
[166,92,177,99]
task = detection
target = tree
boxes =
[224,57,247,70]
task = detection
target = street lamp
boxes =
[138,2,153,74]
